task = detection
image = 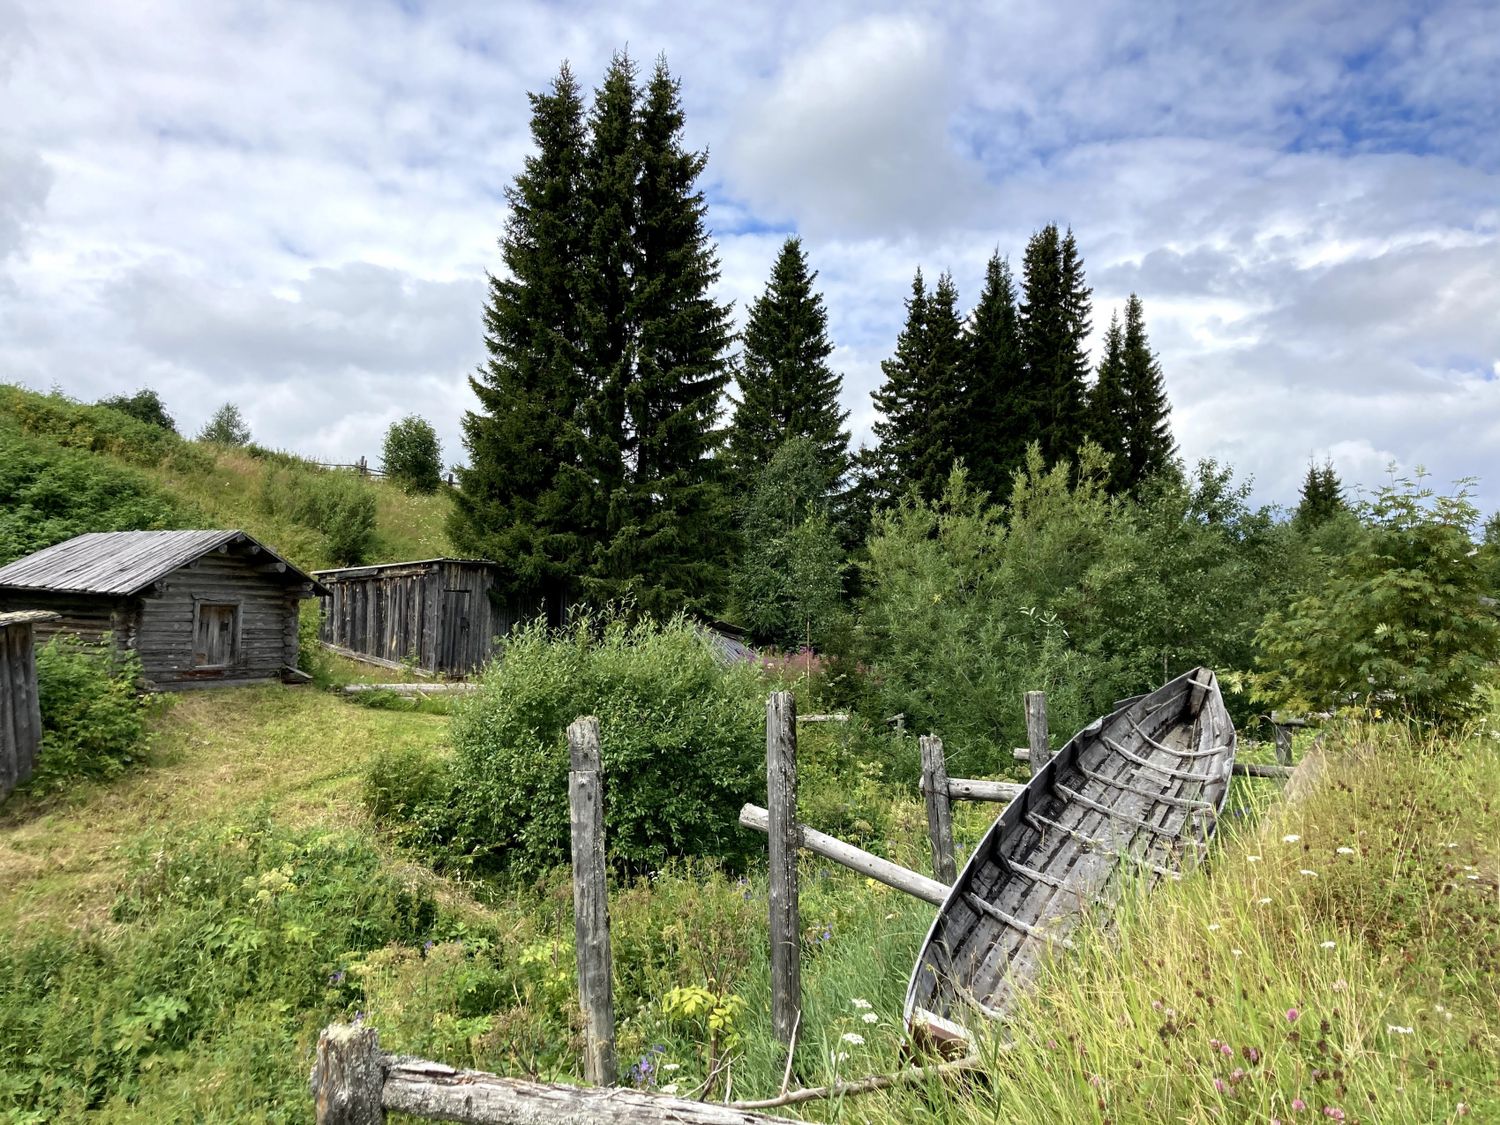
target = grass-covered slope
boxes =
[0,383,452,571]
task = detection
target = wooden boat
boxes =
[904,667,1236,1052]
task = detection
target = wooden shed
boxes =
[314,558,563,677]
[1,610,56,801]
[0,530,325,690]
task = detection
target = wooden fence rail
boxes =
[1,611,56,801]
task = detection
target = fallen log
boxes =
[739,804,949,906]
[944,777,1024,803]
[341,683,479,696]
[1232,762,1295,779]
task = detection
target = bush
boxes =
[436,612,765,880]
[381,415,443,494]
[96,388,177,433]
[1254,471,1500,724]
[198,402,251,446]
[259,465,377,566]
[30,637,148,790]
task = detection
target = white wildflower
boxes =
[661,1063,680,1072]
[1246,855,1262,863]
[1258,897,1272,904]
[851,998,872,1010]
[1336,847,1356,855]
[660,1084,679,1095]
[1320,941,1336,950]
[841,1032,865,1046]
[1207,923,1222,932]
[1231,948,1245,957]
[862,1012,879,1024]
[1300,869,1318,877]
[1387,1024,1414,1035]
[1282,834,1301,843]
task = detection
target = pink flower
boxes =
[1324,1108,1345,1122]
[1286,1008,1300,1022]
[1089,1074,1101,1088]
[1220,1043,1233,1056]
[1292,1098,1307,1111]
[1213,1078,1226,1093]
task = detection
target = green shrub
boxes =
[1254,471,1500,724]
[30,638,149,790]
[295,604,335,689]
[436,612,764,880]
[259,465,377,566]
[96,388,177,433]
[0,384,208,473]
[381,415,443,494]
[363,745,453,821]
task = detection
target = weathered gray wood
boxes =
[764,691,800,1047]
[1012,747,1030,761]
[740,804,949,906]
[0,613,54,801]
[310,1023,385,1124]
[920,735,956,883]
[1232,761,1294,779]
[946,778,1024,803]
[1025,691,1050,775]
[341,683,479,696]
[566,716,616,1087]
[381,1053,794,1123]
[1272,723,1294,765]
[798,712,849,723]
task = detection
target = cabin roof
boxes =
[313,557,500,581]
[0,610,59,629]
[0,530,325,597]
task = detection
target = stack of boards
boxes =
[904,667,1237,1053]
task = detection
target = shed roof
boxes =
[313,557,500,581]
[0,531,326,597]
[0,610,60,629]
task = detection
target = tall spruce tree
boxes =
[1117,293,1175,491]
[960,252,1027,499]
[909,271,967,502]
[450,64,589,600]
[1018,224,1092,464]
[868,271,930,506]
[1086,311,1129,486]
[729,237,850,491]
[586,56,734,616]
[1294,459,1346,528]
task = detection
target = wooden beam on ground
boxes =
[341,683,478,696]
[798,712,849,723]
[1232,761,1295,779]
[740,804,949,907]
[1025,691,1050,776]
[310,1024,795,1124]
[919,735,956,883]
[567,717,616,1087]
[765,691,800,1048]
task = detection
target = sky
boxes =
[2,0,1497,513]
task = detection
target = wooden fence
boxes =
[0,611,56,801]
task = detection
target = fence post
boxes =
[567,717,617,1087]
[766,691,801,1048]
[1271,717,1294,766]
[919,735,956,883]
[310,1023,385,1124]
[1025,690,1050,776]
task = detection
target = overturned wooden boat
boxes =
[904,667,1236,1052]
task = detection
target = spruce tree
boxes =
[729,237,850,490]
[450,64,589,600]
[869,272,929,504]
[1085,311,1128,486]
[960,253,1027,499]
[1294,458,1346,528]
[587,57,734,616]
[1018,224,1091,464]
[909,271,967,502]
[1117,293,1175,491]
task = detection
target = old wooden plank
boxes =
[1025,691,1049,776]
[765,691,800,1048]
[945,778,1024,803]
[310,1024,384,1125]
[567,716,616,1087]
[920,735,957,884]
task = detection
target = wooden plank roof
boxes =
[0,530,325,597]
[313,557,500,580]
[0,610,60,629]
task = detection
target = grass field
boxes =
[1,685,1495,1122]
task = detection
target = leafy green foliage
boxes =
[198,402,251,446]
[258,465,377,566]
[731,438,847,649]
[430,612,763,879]
[380,415,443,494]
[96,388,177,434]
[0,420,190,565]
[1255,472,1500,724]
[0,384,205,473]
[28,638,149,791]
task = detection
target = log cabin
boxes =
[0,530,326,690]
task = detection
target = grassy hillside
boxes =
[0,383,452,572]
[0,681,1493,1122]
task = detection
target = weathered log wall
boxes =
[0,612,54,800]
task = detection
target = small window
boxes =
[194,603,239,668]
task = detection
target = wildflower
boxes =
[1286,1008,1300,1022]
[1336,846,1355,855]
[841,1032,865,1046]
[1299,869,1318,877]
[1232,948,1245,957]
[328,970,345,985]
[1220,1043,1233,1057]
[851,998,872,1009]
[660,1084,679,1095]
[1242,1046,1261,1063]
[1324,1108,1345,1122]
[862,1012,878,1024]
[1089,1074,1101,1088]
[829,1049,849,1064]
[1208,923,1222,932]
[1213,1077,1226,1093]
[1458,1103,1470,1116]
[1230,1067,1246,1084]
[1386,1024,1413,1035]
[423,940,435,953]
[1258,897,1273,904]
[1320,941,1336,950]
[1331,979,1347,993]
[1246,854,1261,862]
[1292,1097,1308,1110]
[661,1063,680,1072]
[1151,999,1163,1011]
[1283,834,1301,843]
